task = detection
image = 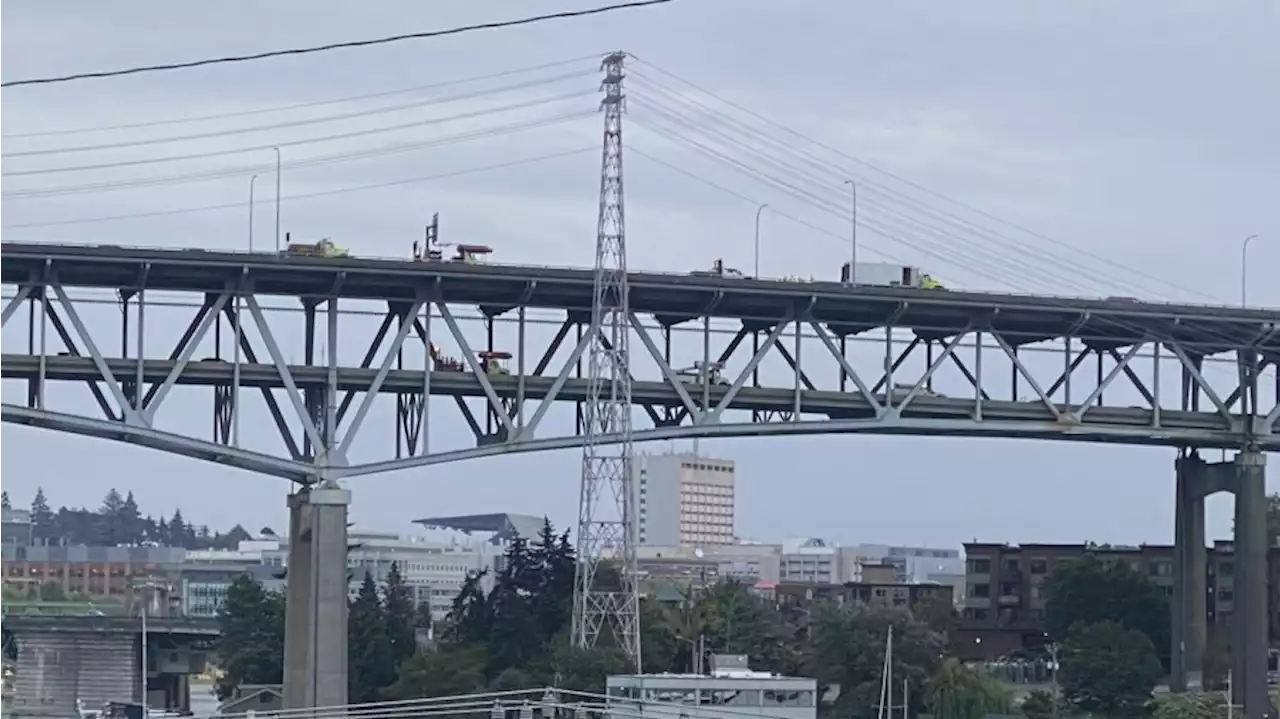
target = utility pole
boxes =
[844,179,857,284]
[272,146,283,252]
[571,50,641,668]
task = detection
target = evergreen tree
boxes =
[30,488,53,542]
[1,491,10,510]
[156,516,169,544]
[169,508,190,547]
[349,571,395,703]
[530,520,575,643]
[382,562,417,666]
[485,534,541,676]
[120,492,143,544]
[442,570,490,646]
[213,575,285,700]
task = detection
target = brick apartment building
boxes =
[955,541,1280,660]
[2,544,186,599]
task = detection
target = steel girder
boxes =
[2,278,1277,481]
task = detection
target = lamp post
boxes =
[1241,233,1259,306]
[248,174,259,251]
[272,146,283,252]
[844,179,857,284]
[753,203,768,278]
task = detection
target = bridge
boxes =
[2,241,1276,712]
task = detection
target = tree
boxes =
[1043,554,1170,669]
[384,647,487,700]
[30,488,53,542]
[805,603,944,719]
[1019,689,1056,719]
[383,562,417,666]
[1152,692,1228,719]
[1058,620,1162,717]
[1,491,10,510]
[927,658,1013,719]
[119,491,143,544]
[213,575,285,700]
[169,508,190,546]
[910,592,957,636]
[348,571,395,702]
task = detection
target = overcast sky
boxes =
[2,0,1277,550]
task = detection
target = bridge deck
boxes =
[4,242,1276,352]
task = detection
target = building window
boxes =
[968,583,990,598]
[1029,559,1047,574]
[967,558,991,574]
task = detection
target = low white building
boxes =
[607,655,817,719]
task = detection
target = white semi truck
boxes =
[840,261,944,289]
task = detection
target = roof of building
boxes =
[414,513,548,544]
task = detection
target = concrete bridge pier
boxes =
[282,481,350,710]
[1171,450,1268,718]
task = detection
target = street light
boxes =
[753,203,768,278]
[844,179,857,284]
[272,146,283,252]
[248,174,259,252]
[1241,233,1259,306]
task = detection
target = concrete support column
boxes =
[1232,450,1268,719]
[282,482,351,711]
[1172,454,1208,692]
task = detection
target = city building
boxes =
[956,541,1280,659]
[854,544,966,589]
[1,509,33,546]
[770,579,953,610]
[1,545,186,599]
[631,452,736,546]
[636,542,782,592]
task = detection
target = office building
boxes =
[2,544,186,599]
[956,541,1280,659]
[1,509,33,546]
[632,452,736,546]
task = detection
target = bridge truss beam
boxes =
[2,276,1277,479]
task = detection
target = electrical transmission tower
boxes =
[571,50,641,667]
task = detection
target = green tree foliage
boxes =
[1018,689,1056,719]
[926,658,1013,719]
[213,575,286,700]
[1,490,11,510]
[17,488,252,549]
[383,562,417,667]
[1058,620,1162,717]
[1152,692,1228,719]
[349,571,395,703]
[1042,554,1171,669]
[805,603,944,719]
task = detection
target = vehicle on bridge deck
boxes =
[676,361,730,386]
[841,261,944,289]
[479,350,512,376]
[884,382,943,401]
[428,343,464,372]
[690,259,747,279]
[282,236,348,259]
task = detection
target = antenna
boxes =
[570,50,641,667]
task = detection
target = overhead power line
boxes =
[0,1,675,88]
[1,55,599,138]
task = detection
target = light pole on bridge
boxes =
[1240,233,1259,306]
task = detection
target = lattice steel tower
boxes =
[571,50,641,666]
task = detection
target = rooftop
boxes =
[414,513,549,544]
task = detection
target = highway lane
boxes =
[1,355,1252,448]
[4,242,1277,349]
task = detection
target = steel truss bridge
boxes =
[1,242,1277,481]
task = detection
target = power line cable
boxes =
[629,90,1111,297]
[630,77,1138,296]
[2,91,593,177]
[627,55,1219,304]
[4,112,593,200]
[0,147,595,229]
[3,70,594,158]
[2,55,599,138]
[0,1,675,88]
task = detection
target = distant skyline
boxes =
[2,0,1276,549]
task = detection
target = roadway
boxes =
[3,354,1269,451]
[4,242,1278,352]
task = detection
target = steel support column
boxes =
[1232,449,1268,719]
[282,482,350,712]
[1171,453,1209,693]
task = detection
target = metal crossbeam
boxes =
[0,271,1276,482]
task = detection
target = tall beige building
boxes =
[632,452,736,546]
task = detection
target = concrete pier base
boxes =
[282,482,351,711]
[1170,450,1269,719]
